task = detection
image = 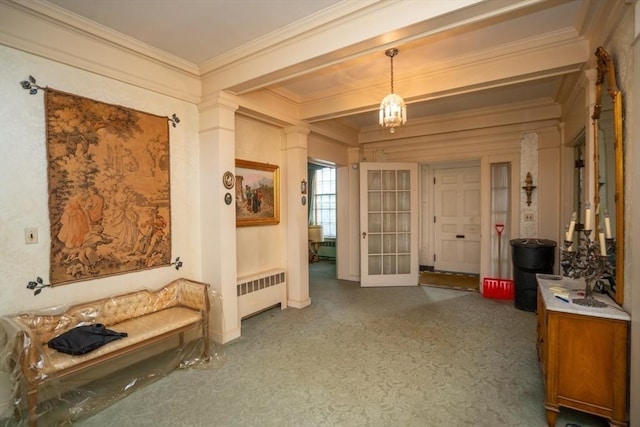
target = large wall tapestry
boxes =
[45,89,171,284]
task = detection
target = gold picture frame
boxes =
[592,46,624,305]
[235,159,280,227]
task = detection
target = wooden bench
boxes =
[2,278,210,426]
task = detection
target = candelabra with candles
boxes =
[561,203,613,308]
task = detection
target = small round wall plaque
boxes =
[223,171,235,189]
[224,192,232,205]
[301,196,307,206]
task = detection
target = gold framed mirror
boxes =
[592,46,624,305]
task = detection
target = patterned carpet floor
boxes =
[33,262,607,427]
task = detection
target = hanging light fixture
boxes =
[379,48,406,133]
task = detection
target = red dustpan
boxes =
[483,224,514,299]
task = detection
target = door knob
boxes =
[362,232,367,239]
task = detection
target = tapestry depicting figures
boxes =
[45,89,171,284]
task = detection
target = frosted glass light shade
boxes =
[379,93,407,133]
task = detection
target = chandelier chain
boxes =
[390,54,394,93]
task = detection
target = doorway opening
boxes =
[430,163,481,274]
[419,161,481,291]
[490,162,512,279]
[308,163,336,275]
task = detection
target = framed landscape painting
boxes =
[235,159,279,227]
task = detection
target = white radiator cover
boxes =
[237,269,287,319]
[318,239,336,259]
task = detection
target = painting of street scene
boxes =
[235,159,279,226]
[45,89,171,284]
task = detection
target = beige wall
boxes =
[235,115,288,277]
[1,2,637,422]
[308,133,350,166]
[608,5,638,424]
[0,46,202,316]
[607,1,635,309]
[359,113,562,279]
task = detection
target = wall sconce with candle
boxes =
[522,172,537,206]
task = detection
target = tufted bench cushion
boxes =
[3,278,211,427]
[42,307,201,374]
[13,279,208,345]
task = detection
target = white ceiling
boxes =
[44,0,613,133]
[47,0,344,65]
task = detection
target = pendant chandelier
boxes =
[379,48,406,133]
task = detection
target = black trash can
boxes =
[510,238,557,312]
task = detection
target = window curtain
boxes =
[491,163,511,278]
[307,164,322,225]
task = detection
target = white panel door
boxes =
[360,162,418,287]
[433,167,481,274]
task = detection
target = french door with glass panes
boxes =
[360,162,418,287]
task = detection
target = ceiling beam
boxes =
[300,37,589,122]
[201,0,554,96]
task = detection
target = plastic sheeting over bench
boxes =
[0,278,225,426]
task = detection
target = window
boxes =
[312,167,336,238]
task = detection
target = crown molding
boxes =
[276,27,582,108]
[0,0,202,103]
[199,0,496,94]
[359,98,560,144]
[309,121,360,148]
[234,90,300,128]
[299,36,588,122]
[583,0,629,51]
[361,119,559,164]
[198,0,381,75]
[7,0,199,73]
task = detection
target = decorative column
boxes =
[520,132,538,238]
[199,91,240,343]
[284,126,311,309]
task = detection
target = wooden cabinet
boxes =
[536,278,630,427]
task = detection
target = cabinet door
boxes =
[555,314,627,418]
[539,284,629,426]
